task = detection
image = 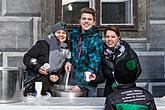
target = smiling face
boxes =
[105,30,120,48]
[54,30,67,42]
[79,13,96,33]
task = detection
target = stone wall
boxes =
[150,0,165,50]
[122,0,148,39]
[0,0,41,67]
[41,0,62,37]
[41,0,56,37]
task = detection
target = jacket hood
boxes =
[120,40,131,49]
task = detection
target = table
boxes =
[0,97,164,110]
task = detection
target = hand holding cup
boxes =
[84,71,91,82]
[84,71,96,82]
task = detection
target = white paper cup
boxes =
[35,82,42,97]
[85,71,91,82]
[42,63,50,69]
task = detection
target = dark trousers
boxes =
[104,80,115,97]
[23,68,65,96]
[24,74,54,96]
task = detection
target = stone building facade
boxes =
[0,0,165,97]
[0,0,41,67]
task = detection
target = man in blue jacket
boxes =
[65,7,103,97]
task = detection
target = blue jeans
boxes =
[87,86,97,97]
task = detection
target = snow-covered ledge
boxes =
[0,97,164,110]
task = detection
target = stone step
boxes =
[123,38,149,51]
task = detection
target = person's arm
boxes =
[87,36,103,77]
[118,40,142,80]
[90,56,105,84]
[23,40,49,73]
[50,67,65,83]
[104,95,115,110]
[121,40,142,78]
[102,55,115,80]
[64,36,72,73]
[129,48,142,79]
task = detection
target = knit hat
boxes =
[114,59,138,84]
[52,22,67,34]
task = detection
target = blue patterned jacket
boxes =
[68,26,103,89]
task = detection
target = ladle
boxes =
[64,71,70,90]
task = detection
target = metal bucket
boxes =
[50,84,87,97]
[0,67,23,103]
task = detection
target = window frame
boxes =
[55,0,138,31]
[98,0,138,31]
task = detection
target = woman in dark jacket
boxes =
[102,26,142,97]
[23,22,71,95]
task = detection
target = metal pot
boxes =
[50,84,87,97]
[0,67,23,103]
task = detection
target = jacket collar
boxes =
[117,83,136,89]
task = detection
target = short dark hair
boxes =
[80,7,95,19]
[104,26,120,37]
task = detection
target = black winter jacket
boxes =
[23,39,65,80]
[104,84,157,110]
[23,40,49,74]
[23,39,66,95]
[102,40,142,96]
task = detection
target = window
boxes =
[58,0,137,30]
[101,0,133,25]
[62,0,90,24]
